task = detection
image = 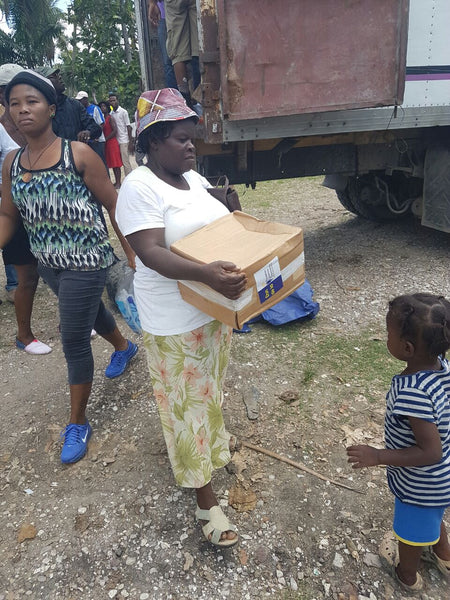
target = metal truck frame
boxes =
[135,0,450,233]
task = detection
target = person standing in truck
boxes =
[161,0,200,109]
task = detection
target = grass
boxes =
[232,317,403,433]
[235,178,323,212]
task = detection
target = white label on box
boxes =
[254,257,283,304]
[254,257,282,289]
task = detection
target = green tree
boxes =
[0,0,63,67]
[60,0,141,113]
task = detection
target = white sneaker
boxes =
[16,338,52,355]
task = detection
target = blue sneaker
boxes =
[105,340,138,378]
[60,421,92,464]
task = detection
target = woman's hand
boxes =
[346,445,379,468]
[202,261,247,300]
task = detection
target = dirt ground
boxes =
[0,178,449,600]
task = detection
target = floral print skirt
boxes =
[143,320,232,488]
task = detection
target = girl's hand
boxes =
[202,261,247,300]
[346,445,379,468]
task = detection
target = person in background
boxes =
[36,67,102,143]
[0,119,19,303]
[0,70,138,464]
[116,88,247,547]
[148,0,178,88]
[0,62,51,354]
[162,0,200,109]
[75,91,106,165]
[347,293,450,592]
[148,0,201,117]
[99,100,123,188]
[108,93,133,176]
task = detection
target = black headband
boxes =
[5,70,57,106]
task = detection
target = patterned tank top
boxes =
[11,139,115,271]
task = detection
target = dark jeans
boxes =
[89,140,108,170]
[158,17,178,88]
[39,266,116,385]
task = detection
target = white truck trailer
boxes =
[135,0,450,233]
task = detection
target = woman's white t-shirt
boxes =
[116,166,229,335]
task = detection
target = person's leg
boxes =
[143,320,236,543]
[14,262,42,346]
[3,222,50,352]
[165,0,194,103]
[190,56,201,90]
[396,541,423,586]
[433,521,450,560]
[113,166,121,187]
[196,482,237,543]
[4,262,18,302]
[91,284,138,378]
[4,262,18,291]
[119,143,132,176]
[40,267,99,419]
[96,141,108,170]
[99,325,128,352]
[41,268,109,462]
[158,17,177,88]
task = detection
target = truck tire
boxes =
[336,175,412,222]
[422,144,450,232]
[336,188,357,215]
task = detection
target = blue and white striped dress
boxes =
[385,356,450,507]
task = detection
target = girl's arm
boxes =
[71,141,136,269]
[347,417,442,468]
[0,150,20,249]
[126,227,247,300]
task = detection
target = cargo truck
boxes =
[134,0,450,233]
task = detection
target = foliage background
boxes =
[1,0,142,114]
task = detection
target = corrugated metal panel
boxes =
[215,0,408,121]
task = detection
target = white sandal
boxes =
[422,546,450,577]
[195,505,239,548]
[379,530,399,569]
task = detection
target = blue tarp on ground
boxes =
[235,279,320,332]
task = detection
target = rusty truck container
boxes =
[199,0,408,143]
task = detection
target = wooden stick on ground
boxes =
[241,441,364,494]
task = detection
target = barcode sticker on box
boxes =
[254,257,283,304]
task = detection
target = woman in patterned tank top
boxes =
[0,70,138,465]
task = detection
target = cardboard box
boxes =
[171,211,305,329]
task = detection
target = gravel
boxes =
[0,177,449,599]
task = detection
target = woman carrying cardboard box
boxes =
[116,88,247,547]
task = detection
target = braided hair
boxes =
[388,293,450,357]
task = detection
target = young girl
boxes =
[347,293,450,591]
[0,70,137,464]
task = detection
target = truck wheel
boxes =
[337,175,411,221]
[336,188,358,215]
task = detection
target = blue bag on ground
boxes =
[258,280,320,325]
[235,280,319,332]
[114,267,142,334]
